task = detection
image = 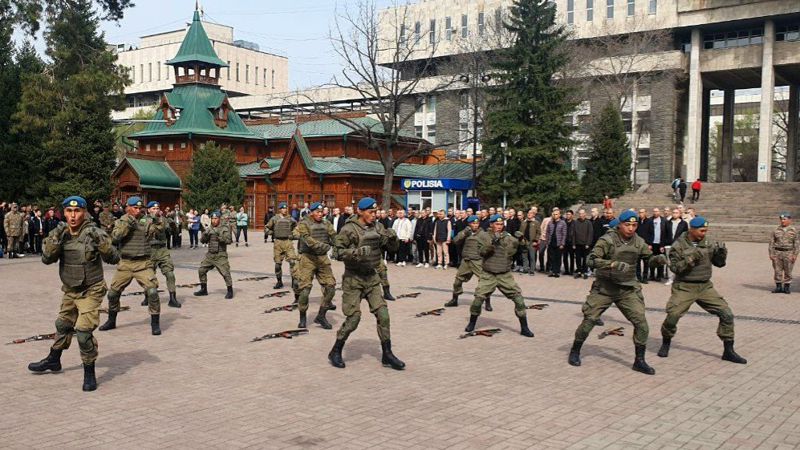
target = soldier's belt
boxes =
[674,279,709,284]
[344,268,378,277]
[150,244,166,248]
[123,255,150,260]
[774,247,793,251]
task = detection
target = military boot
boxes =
[82,363,97,392]
[484,297,493,311]
[193,283,208,296]
[328,302,337,311]
[657,338,671,358]
[464,314,478,332]
[28,348,63,372]
[98,312,117,331]
[383,286,395,301]
[168,292,181,308]
[568,340,583,367]
[784,284,791,294]
[632,344,655,375]
[225,286,234,299]
[772,283,784,293]
[722,340,747,364]
[273,278,284,289]
[314,307,332,330]
[518,316,534,337]
[444,294,458,307]
[150,315,161,335]
[381,340,406,370]
[298,311,307,329]
[141,296,148,306]
[328,339,346,368]
[594,318,605,326]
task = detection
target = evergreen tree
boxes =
[0,3,23,200]
[13,0,127,204]
[480,0,579,210]
[580,103,631,202]
[184,142,245,211]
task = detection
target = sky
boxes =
[97,0,397,90]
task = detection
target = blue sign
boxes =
[401,178,473,191]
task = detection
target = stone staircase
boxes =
[583,183,800,243]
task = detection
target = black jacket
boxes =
[641,216,666,245]
[662,219,688,246]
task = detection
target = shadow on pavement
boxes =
[95,349,161,384]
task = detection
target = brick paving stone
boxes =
[1,241,799,449]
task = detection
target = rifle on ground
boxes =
[396,292,422,299]
[264,304,298,314]
[415,308,445,317]
[525,303,549,310]
[121,289,165,297]
[250,329,308,342]
[6,333,56,345]
[238,275,270,282]
[598,327,625,339]
[99,306,131,314]
[176,282,202,289]
[459,328,501,339]
[258,290,290,299]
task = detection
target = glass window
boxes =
[130,65,135,83]
[420,191,433,210]
[272,69,275,88]
[587,0,594,21]
[227,61,230,80]
[427,125,436,144]
[400,24,406,42]
[607,0,614,19]
[627,0,634,16]
[145,144,151,152]
[429,19,436,44]
[168,143,174,151]
[140,64,143,83]
[245,64,249,83]
[567,0,574,24]
[148,63,152,82]
[156,143,162,152]
[157,62,161,81]
[406,192,421,212]
[445,17,452,40]
[236,63,240,82]
[648,0,656,15]
[461,14,468,38]
[427,95,437,114]
[264,68,267,85]
[750,28,763,44]
[414,21,421,42]
[415,126,423,138]
[255,66,259,85]
[478,12,485,36]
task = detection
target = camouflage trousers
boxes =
[772,250,796,283]
[52,280,106,364]
[150,246,176,293]
[470,271,526,318]
[296,253,336,313]
[453,259,483,296]
[661,281,734,341]
[378,259,390,288]
[199,251,232,287]
[574,280,649,346]
[273,239,297,281]
[336,271,390,343]
[109,258,160,315]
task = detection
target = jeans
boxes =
[415,238,429,264]
[189,229,199,247]
[236,226,248,243]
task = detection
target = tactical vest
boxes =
[208,227,227,254]
[149,218,168,247]
[594,232,642,284]
[346,224,382,272]
[120,216,150,259]
[273,216,293,239]
[483,233,512,274]
[60,229,105,288]
[461,230,482,261]
[298,219,331,255]
[675,237,713,282]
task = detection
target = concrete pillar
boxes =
[630,82,639,184]
[758,19,775,182]
[787,85,799,181]
[700,88,710,181]
[720,89,735,182]
[685,28,703,181]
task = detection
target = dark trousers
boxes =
[449,242,460,267]
[538,240,548,271]
[415,238,429,264]
[562,244,574,274]
[679,189,687,202]
[172,229,182,248]
[691,189,700,202]
[236,226,248,243]
[33,235,43,254]
[398,241,411,263]
[574,245,589,274]
[166,231,172,249]
[548,244,562,274]
[649,243,665,279]
[189,229,199,247]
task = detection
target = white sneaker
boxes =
[443,265,447,270]
[396,262,402,266]
[416,263,423,268]
[424,263,429,268]
[664,279,673,286]
[437,265,443,270]
[401,262,406,267]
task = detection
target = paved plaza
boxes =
[1,238,799,449]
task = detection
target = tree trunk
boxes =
[382,167,394,210]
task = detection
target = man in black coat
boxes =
[662,207,689,285]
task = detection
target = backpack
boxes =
[671,178,680,189]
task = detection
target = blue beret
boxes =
[310,202,323,211]
[126,196,143,207]
[618,210,638,224]
[689,216,708,228]
[146,201,159,208]
[490,214,504,223]
[608,218,619,228]
[210,210,221,218]
[62,196,87,208]
[278,202,287,209]
[466,215,479,224]
[357,197,378,211]
[779,212,792,219]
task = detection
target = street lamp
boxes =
[459,73,492,201]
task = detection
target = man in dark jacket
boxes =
[563,210,575,275]
[594,208,615,245]
[636,209,650,283]
[544,208,567,277]
[662,207,689,285]
[643,208,666,281]
[414,209,431,267]
[570,209,594,279]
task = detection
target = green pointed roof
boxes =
[166,10,228,68]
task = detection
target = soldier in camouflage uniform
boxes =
[568,210,666,375]
[769,212,798,294]
[463,214,533,337]
[378,260,396,300]
[444,215,490,309]
[3,202,25,258]
[98,204,115,234]
[193,211,234,299]
[265,202,297,289]
[143,201,181,308]
[99,196,164,335]
[28,196,119,392]
[656,216,747,364]
[328,197,405,370]
[293,202,337,329]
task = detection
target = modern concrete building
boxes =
[112,14,288,111]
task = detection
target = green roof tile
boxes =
[125,158,182,191]
[166,10,228,68]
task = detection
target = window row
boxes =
[567,0,657,24]
[703,28,763,50]
[129,61,277,88]
[401,8,503,45]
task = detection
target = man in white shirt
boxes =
[392,210,413,266]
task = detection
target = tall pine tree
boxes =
[184,142,245,212]
[580,102,631,201]
[481,0,579,210]
[13,0,128,204]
